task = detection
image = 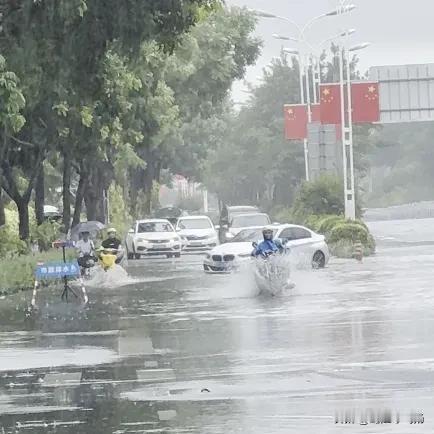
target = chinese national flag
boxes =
[319,84,341,124]
[284,104,308,140]
[351,82,380,123]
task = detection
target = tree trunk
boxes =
[84,163,109,223]
[84,192,97,221]
[72,165,88,228]
[35,164,45,226]
[0,189,5,228]
[128,169,142,219]
[17,199,30,241]
[143,158,157,215]
[62,150,72,232]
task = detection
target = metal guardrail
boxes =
[364,201,434,221]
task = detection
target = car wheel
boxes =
[134,254,141,260]
[174,253,181,258]
[312,251,326,269]
[166,254,173,259]
[127,251,134,260]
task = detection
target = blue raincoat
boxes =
[252,238,285,257]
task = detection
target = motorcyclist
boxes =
[101,228,124,264]
[76,231,96,271]
[252,228,286,258]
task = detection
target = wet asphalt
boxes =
[0,218,433,433]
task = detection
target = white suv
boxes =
[126,219,182,259]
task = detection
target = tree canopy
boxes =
[0,2,261,242]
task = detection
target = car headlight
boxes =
[225,232,234,239]
[136,238,146,243]
[238,253,251,258]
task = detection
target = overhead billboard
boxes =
[369,63,434,123]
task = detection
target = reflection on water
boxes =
[1,221,434,432]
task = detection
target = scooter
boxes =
[78,255,97,279]
[252,242,292,296]
[97,247,122,271]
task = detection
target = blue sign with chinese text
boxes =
[35,261,80,280]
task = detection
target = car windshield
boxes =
[137,222,173,233]
[230,228,277,242]
[231,214,270,228]
[177,219,212,229]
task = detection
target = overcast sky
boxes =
[227,0,434,102]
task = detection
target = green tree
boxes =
[0,0,223,238]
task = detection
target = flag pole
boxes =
[338,36,349,219]
[345,37,356,220]
[338,0,354,220]
[298,52,310,181]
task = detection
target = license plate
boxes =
[152,244,167,248]
[190,241,203,246]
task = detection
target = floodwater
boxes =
[0,218,433,432]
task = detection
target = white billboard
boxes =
[369,63,434,123]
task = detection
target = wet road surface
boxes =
[0,218,433,432]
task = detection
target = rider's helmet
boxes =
[262,228,273,241]
[107,227,117,238]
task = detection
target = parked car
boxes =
[175,215,218,252]
[203,224,329,273]
[126,219,182,259]
[221,212,271,242]
[218,205,260,242]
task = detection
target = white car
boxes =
[126,219,182,259]
[223,213,271,241]
[203,224,329,273]
[175,216,218,252]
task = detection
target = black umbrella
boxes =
[70,221,105,241]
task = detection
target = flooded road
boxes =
[1,218,433,433]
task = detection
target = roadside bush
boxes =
[329,222,369,244]
[31,220,61,251]
[327,222,375,258]
[317,215,345,235]
[304,214,329,232]
[291,175,344,223]
[273,207,292,224]
[0,227,28,258]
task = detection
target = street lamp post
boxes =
[342,41,370,220]
[284,47,309,181]
[337,0,369,219]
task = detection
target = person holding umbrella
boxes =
[76,230,97,274]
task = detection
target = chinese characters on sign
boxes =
[35,261,80,280]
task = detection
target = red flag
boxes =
[284,104,308,140]
[351,81,380,123]
[319,84,341,124]
[310,104,321,122]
